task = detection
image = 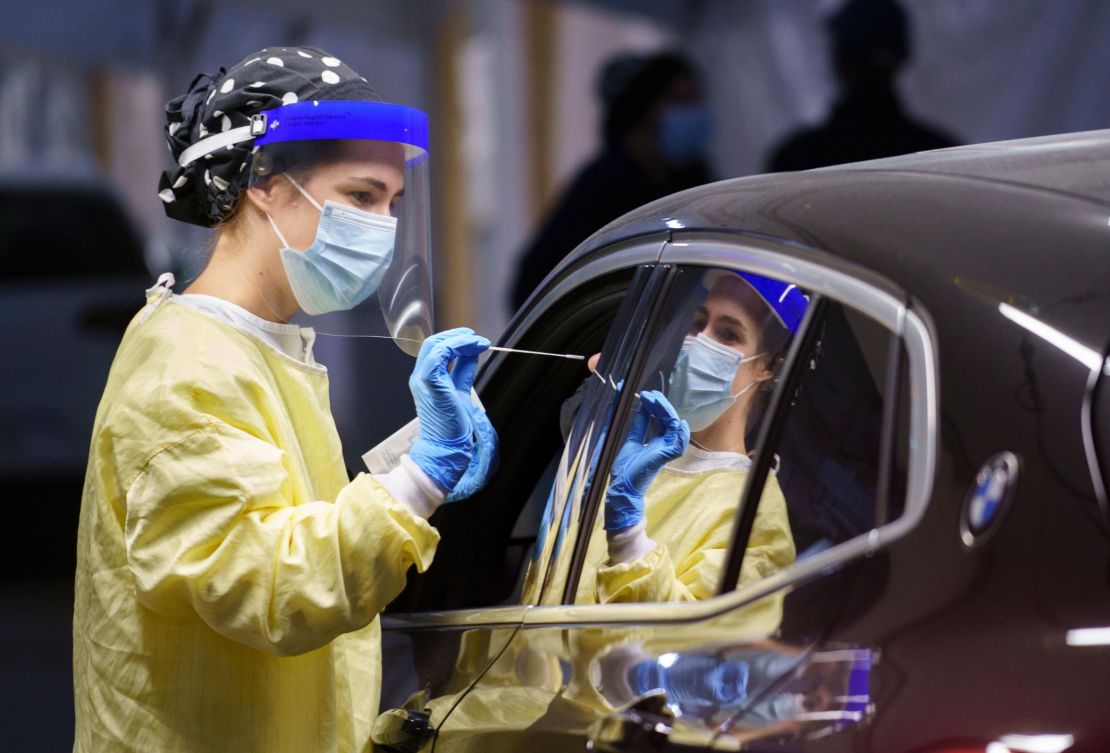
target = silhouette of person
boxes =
[510,51,713,310]
[768,0,958,172]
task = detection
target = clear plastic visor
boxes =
[248,100,432,355]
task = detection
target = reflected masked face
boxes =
[665,275,780,433]
[690,276,775,395]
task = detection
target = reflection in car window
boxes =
[522,265,668,605]
[566,265,911,621]
[572,267,804,605]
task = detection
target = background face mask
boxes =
[269,175,397,315]
[668,333,758,431]
[657,104,712,163]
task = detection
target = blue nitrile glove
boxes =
[408,327,491,494]
[603,390,690,532]
[445,401,499,502]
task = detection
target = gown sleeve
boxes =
[124,416,439,656]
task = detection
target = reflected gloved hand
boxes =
[632,653,751,710]
[603,390,690,532]
[408,327,491,494]
[445,401,499,503]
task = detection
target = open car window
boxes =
[384,263,664,613]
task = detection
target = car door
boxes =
[372,238,671,751]
[424,233,936,752]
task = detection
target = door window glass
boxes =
[770,303,908,562]
[571,266,808,605]
[523,265,671,605]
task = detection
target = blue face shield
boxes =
[668,333,763,432]
[657,104,712,163]
[268,174,397,316]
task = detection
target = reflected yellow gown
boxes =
[576,446,795,605]
[73,298,439,752]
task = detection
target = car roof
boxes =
[574,129,1110,258]
[830,128,1110,203]
[549,128,1110,355]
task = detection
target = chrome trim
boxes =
[1081,357,1110,519]
[501,236,668,352]
[899,306,939,544]
[381,605,527,632]
[662,232,905,334]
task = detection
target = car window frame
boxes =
[522,231,936,625]
[381,231,938,632]
[527,263,673,605]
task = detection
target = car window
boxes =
[383,264,662,613]
[569,266,808,605]
[0,187,147,279]
[568,265,909,609]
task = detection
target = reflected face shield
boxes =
[249,100,432,355]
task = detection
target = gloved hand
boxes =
[445,401,499,502]
[603,390,690,532]
[408,327,491,494]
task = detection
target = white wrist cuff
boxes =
[606,521,657,564]
[373,455,446,518]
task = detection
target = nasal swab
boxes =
[312,332,585,360]
[486,345,584,360]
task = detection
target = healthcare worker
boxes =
[73,47,494,752]
[577,271,802,604]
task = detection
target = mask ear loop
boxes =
[730,352,767,399]
[284,173,323,211]
[265,172,323,249]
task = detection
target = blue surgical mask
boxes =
[268,174,396,316]
[668,333,761,432]
[657,104,712,163]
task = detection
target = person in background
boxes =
[767,0,958,172]
[510,50,713,309]
[73,47,495,753]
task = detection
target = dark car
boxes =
[371,130,1110,753]
[0,175,150,575]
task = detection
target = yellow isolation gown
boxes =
[576,445,795,605]
[73,295,439,752]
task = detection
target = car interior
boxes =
[385,268,636,613]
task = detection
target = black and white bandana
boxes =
[158,46,379,227]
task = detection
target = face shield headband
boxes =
[176,100,430,168]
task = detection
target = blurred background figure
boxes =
[767,0,958,171]
[509,50,712,309]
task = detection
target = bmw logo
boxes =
[960,451,1020,548]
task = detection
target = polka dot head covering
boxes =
[158,46,379,227]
